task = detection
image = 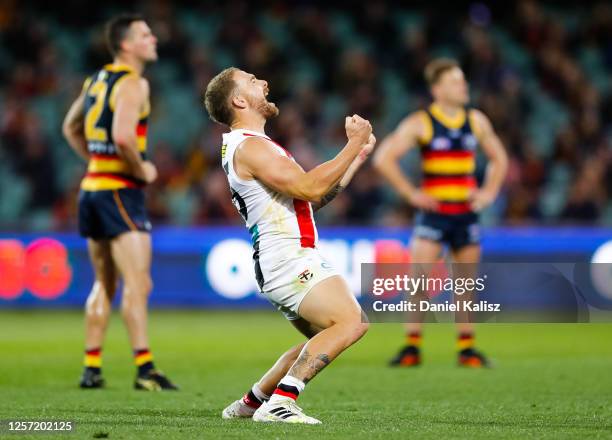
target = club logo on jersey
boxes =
[298,268,314,283]
[462,134,478,150]
[431,137,451,150]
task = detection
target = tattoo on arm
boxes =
[288,349,332,384]
[314,184,343,212]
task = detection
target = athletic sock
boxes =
[457,332,475,351]
[84,347,102,374]
[406,331,422,347]
[134,348,155,375]
[242,382,270,409]
[269,375,305,403]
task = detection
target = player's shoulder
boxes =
[237,135,290,165]
[404,109,430,124]
[393,109,432,144]
[468,107,487,120]
[467,108,492,137]
[239,135,278,155]
[398,109,432,132]
[115,74,148,99]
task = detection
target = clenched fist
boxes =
[345,114,372,144]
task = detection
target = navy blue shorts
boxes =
[78,189,151,240]
[412,211,480,250]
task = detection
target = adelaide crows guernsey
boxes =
[81,64,149,191]
[418,103,480,215]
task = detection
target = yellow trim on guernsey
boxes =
[468,109,482,140]
[417,111,433,145]
[429,103,466,129]
[424,185,473,202]
[103,63,136,73]
[422,158,475,174]
[87,159,130,174]
[81,177,130,191]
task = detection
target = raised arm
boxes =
[112,76,157,184]
[373,112,438,211]
[468,109,508,211]
[62,80,90,162]
[235,115,372,204]
[312,133,377,211]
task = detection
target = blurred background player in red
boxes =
[63,14,177,390]
[374,58,508,367]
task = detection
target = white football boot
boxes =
[252,398,321,424]
[222,398,257,419]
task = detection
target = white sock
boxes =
[269,375,305,403]
[252,382,270,402]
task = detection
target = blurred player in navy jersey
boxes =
[374,58,508,367]
[63,14,177,390]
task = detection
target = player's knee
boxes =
[125,273,153,297]
[340,312,369,345]
[99,278,118,298]
[351,320,369,342]
[143,275,153,296]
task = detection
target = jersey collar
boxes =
[231,128,270,140]
[429,103,466,129]
[103,63,137,74]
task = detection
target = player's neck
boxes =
[231,115,266,134]
[432,101,461,118]
[113,55,144,75]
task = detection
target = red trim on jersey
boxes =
[90,153,120,160]
[269,140,293,158]
[437,202,472,215]
[293,199,316,248]
[85,172,142,188]
[422,176,477,187]
[423,150,474,160]
[136,122,147,137]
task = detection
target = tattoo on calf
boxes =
[288,349,332,384]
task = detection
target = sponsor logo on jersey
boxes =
[462,134,478,150]
[431,137,451,150]
[88,141,118,155]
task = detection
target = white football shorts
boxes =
[258,247,339,320]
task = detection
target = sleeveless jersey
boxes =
[81,64,150,191]
[418,103,479,215]
[221,129,318,265]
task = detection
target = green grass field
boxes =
[1,310,611,439]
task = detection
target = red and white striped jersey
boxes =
[221,129,319,261]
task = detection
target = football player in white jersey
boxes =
[204,67,376,424]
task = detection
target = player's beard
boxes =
[254,97,279,119]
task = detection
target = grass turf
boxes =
[0,310,611,439]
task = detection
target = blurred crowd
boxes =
[0,0,610,230]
